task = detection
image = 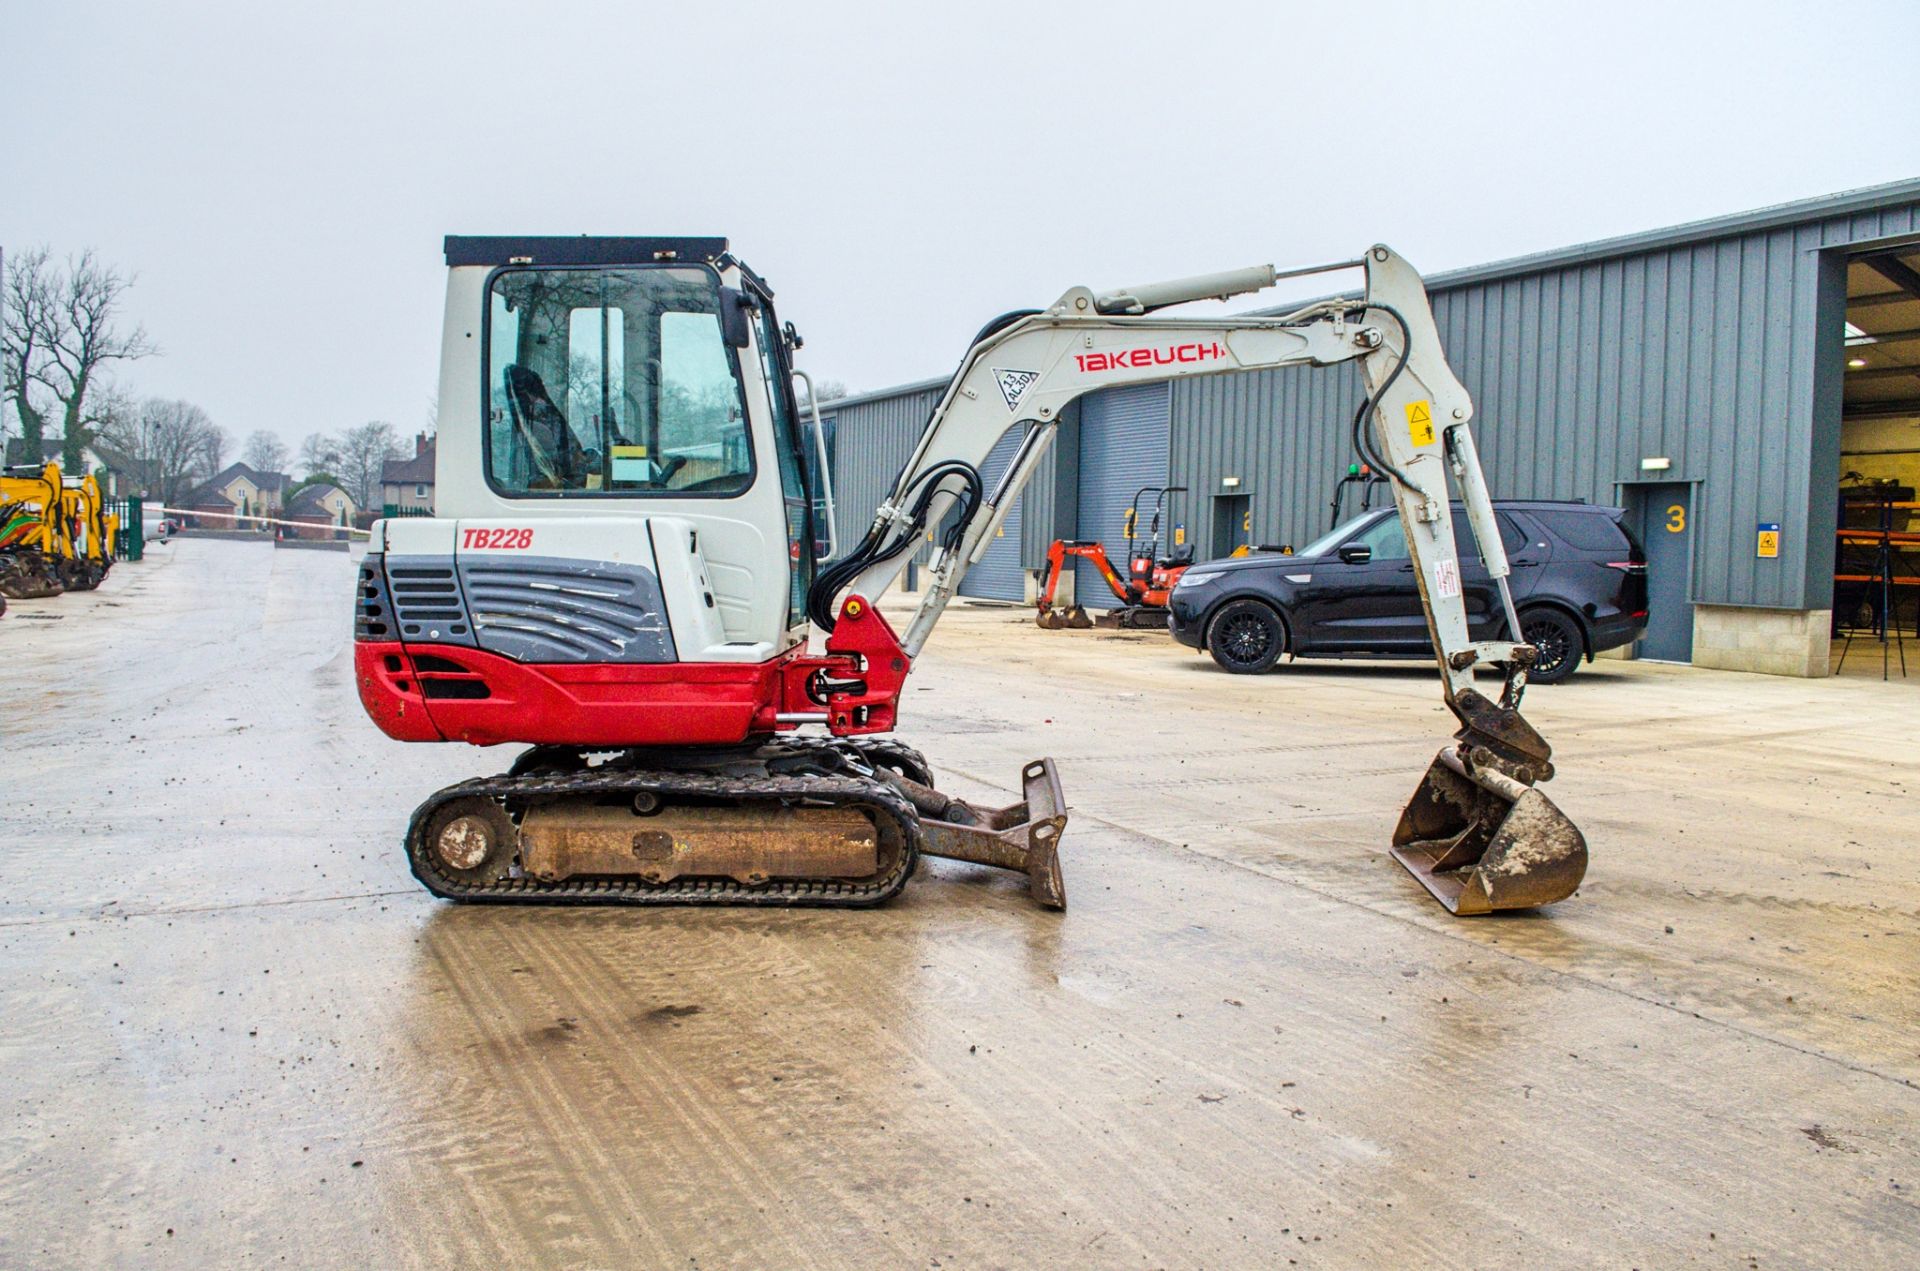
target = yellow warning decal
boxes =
[611,444,649,459]
[1405,399,1435,447]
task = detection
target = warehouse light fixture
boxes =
[1640,457,1672,471]
[1848,356,1869,368]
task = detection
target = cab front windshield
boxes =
[486,266,752,496]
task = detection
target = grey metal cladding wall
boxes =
[1176,197,1920,610]
[957,426,1026,599]
[822,384,1060,576]
[820,385,945,564]
[1169,361,1365,562]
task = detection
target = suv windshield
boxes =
[1298,513,1378,560]
[485,266,752,497]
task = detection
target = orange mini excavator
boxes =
[1035,486,1192,629]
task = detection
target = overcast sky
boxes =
[7,1,1917,463]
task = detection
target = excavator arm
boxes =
[807,245,1587,914]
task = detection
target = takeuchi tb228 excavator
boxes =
[354,236,1587,916]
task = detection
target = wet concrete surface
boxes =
[1,540,1916,1268]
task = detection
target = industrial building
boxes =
[817,177,1920,677]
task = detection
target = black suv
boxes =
[1167,501,1647,683]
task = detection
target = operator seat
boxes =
[503,364,589,488]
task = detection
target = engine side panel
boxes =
[458,554,676,664]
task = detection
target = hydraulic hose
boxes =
[807,459,983,631]
[1349,303,1417,491]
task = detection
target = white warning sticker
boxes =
[993,368,1040,411]
[1434,558,1461,600]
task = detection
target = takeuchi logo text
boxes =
[1074,343,1229,374]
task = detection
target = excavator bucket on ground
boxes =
[1035,604,1092,630]
[1391,745,1587,914]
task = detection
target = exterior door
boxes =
[1212,494,1250,560]
[1074,384,1170,608]
[957,426,1026,600]
[1628,482,1694,661]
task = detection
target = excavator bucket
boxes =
[1391,746,1586,915]
[1036,605,1092,630]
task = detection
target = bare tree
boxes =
[5,249,157,470]
[298,431,342,478]
[97,398,228,507]
[798,378,849,406]
[335,420,403,510]
[2,247,58,452]
[242,430,290,474]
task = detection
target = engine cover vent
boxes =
[457,556,677,664]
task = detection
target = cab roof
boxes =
[443,236,729,268]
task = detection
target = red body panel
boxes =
[354,595,911,748]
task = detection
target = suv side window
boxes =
[1532,508,1631,554]
[1448,508,1526,562]
[1355,514,1410,561]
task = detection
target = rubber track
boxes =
[405,763,924,908]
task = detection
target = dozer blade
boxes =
[884,758,1069,909]
[1391,746,1586,915]
[1036,605,1092,630]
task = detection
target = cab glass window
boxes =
[485,267,752,496]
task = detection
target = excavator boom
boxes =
[811,245,1586,913]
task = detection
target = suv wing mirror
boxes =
[1337,543,1372,564]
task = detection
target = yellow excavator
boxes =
[1,463,70,600]
[354,237,1588,916]
[59,472,116,590]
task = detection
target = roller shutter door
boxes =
[1074,384,1171,608]
[957,426,1027,600]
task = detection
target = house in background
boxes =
[283,482,356,540]
[380,433,435,516]
[181,462,291,530]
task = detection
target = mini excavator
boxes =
[354,237,1587,915]
[1035,485,1193,630]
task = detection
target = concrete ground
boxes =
[1,540,1915,1269]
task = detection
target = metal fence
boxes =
[107,496,143,561]
[382,504,434,519]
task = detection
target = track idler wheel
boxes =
[421,796,518,887]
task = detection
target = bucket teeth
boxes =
[1391,746,1587,914]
